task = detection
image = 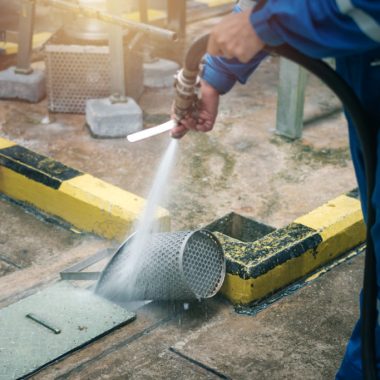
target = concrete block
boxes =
[86,97,143,138]
[143,58,179,88]
[0,66,46,103]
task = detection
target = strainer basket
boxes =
[95,230,225,302]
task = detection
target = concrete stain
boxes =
[189,133,236,189]
[270,135,350,168]
[170,133,237,230]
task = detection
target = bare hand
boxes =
[207,9,265,63]
[171,80,220,138]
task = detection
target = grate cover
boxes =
[44,36,144,114]
[0,282,135,379]
[96,230,226,302]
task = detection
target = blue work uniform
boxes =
[202,1,380,378]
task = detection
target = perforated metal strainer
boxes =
[95,230,225,302]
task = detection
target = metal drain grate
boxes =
[0,282,135,379]
[96,230,226,302]
[182,231,226,298]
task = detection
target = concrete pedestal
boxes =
[86,97,143,138]
[143,58,179,88]
[0,66,46,103]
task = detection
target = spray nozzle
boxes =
[173,68,201,121]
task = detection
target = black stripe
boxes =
[0,146,82,189]
[224,223,322,279]
[169,347,231,379]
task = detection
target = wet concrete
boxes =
[0,198,83,277]
[33,252,363,380]
[0,11,362,380]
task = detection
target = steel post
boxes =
[107,0,126,97]
[139,0,148,23]
[276,58,307,139]
[15,0,35,74]
[167,0,186,38]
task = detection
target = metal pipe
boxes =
[139,0,148,24]
[107,0,126,97]
[173,34,209,120]
[15,0,35,74]
[167,0,186,38]
[37,0,177,43]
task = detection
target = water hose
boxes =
[175,35,378,378]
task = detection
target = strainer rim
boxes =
[179,229,226,299]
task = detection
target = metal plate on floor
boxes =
[0,281,135,379]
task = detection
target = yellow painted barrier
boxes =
[217,193,365,304]
[0,137,170,241]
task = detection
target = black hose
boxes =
[267,45,378,379]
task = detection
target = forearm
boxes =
[202,51,268,94]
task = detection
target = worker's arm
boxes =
[203,3,268,94]
[208,0,380,63]
[171,4,267,138]
[250,0,380,58]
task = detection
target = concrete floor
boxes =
[0,14,363,380]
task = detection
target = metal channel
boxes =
[60,248,113,281]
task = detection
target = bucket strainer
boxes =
[95,230,225,302]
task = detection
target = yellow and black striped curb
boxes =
[211,190,365,305]
[0,137,170,241]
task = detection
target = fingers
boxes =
[195,111,214,132]
[206,10,265,63]
[207,34,234,59]
[170,116,213,138]
[170,115,196,138]
[170,81,219,138]
[170,123,188,139]
[208,39,251,62]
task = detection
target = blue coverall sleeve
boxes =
[250,0,380,58]
[202,51,268,94]
[201,4,268,94]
